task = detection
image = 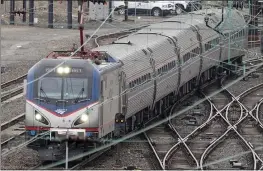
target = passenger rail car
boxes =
[24,8,248,161]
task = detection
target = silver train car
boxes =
[25,8,248,161]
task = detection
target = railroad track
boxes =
[144,124,177,170]
[1,75,27,102]
[1,75,27,89]
[200,78,255,170]
[162,83,222,170]
[199,76,263,170]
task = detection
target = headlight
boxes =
[57,67,71,74]
[80,114,88,122]
[34,110,49,125]
[73,113,89,126]
[35,113,42,120]
[64,67,70,74]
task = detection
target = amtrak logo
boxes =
[55,109,67,115]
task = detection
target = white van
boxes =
[113,0,176,16]
[113,0,202,16]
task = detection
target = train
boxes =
[24,8,248,161]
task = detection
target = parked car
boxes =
[113,0,176,16]
[171,0,202,14]
[113,0,202,16]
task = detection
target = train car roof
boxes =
[92,8,247,78]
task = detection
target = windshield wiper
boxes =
[74,88,90,104]
[34,97,47,103]
[36,87,50,103]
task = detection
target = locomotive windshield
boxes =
[33,65,93,105]
[38,77,89,101]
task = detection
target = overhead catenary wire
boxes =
[3,2,262,169]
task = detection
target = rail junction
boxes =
[2,0,263,170]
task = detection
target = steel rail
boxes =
[200,77,263,169]
[1,74,27,89]
[162,78,219,169]
[1,113,25,131]
[256,99,263,128]
[70,147,111,170]
[219,77,262,165]
[1,131,25,147]
[143,132,165,170]
[199,75,263,170]
[200,95,257,170]
[1,87,23,102]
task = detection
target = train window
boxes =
[129,82,131,88]
[139,78,141,84]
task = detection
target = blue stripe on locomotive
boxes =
[26,66,100,115]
